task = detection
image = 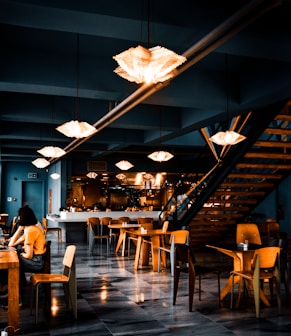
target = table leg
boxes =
[151,235,161,272]
[133,236,143,270]
[115,229,125,254]
[221,274,241,300]
[140,242,150,266]
[8,267,19,333]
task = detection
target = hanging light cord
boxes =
[225,54,229,123]
[147,0,150,48]
[75,34,80,120]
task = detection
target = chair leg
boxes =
[173,269,180,305]
[127,238,131,258]
[198,275,202,301]
[158,249,161,272]
[35,284,40,324]
[217,271,221,308]
[170,251,175,277]
[188,264,195,312]
[230,273,234,310]
[275,266,282,314]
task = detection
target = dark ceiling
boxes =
[1,0,291,173]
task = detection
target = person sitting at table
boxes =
[0,205,47,299]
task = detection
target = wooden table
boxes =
[125,229,170,271]
[206,245,271,307]
[108,223,140,256]
[0,247,19,334]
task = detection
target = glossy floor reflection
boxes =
[1,238,291,335]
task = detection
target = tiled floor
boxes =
[1,238,290,335]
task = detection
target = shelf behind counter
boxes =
[46,210,161,243]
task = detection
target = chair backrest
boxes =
[138,217,153,225]
[236,223,262,245]
[110,219,121,224]
[252,246,281,269]
[162,221,169,232]
[42,217,47,234]
[88,217,110,236]
[119,217,129,224]
[87,217,99,225]
[63,245,76,277]
[175,244,189,264]
[100,217,112,225]
[87,217,99,232]
[170,230,189,245]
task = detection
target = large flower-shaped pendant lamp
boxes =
[113,45,186,84]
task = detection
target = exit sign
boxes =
[28,172,38,178]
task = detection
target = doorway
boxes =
[21,181,45,223]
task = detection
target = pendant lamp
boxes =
[116,173,126,180]
[209,55,246,146]
[50,173,60,180]
[148,150,173,162]
[209,130,246,146]
[113,1,186,84]
[113,45,186,84]
[37,146,66,158]
[148,108,174,162]
[32,158,50,168]
[115,160,134,171]
[87,172,98,179]
[57,34,95,138]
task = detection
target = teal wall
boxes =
[254,175,291,236]
[0,160,65,224]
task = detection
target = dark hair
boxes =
[18,205,38,226]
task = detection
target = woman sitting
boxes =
[8,205,46,286]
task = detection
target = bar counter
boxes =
[47,210,161,243]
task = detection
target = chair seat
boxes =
[31,274,69,286]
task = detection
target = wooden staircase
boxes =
[175,100,291,249]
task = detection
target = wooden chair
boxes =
[29,240,51,313]
[236,223,262,249]
[101,217,113,245]
[173,244,221,311]
[88,217,111,255]
[127,218,153,258]
[230,246,281,318]
[30,245,77,324]
[42,217,62,245]
[157,230,189,276]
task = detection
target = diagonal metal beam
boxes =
[51,0,282,164]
